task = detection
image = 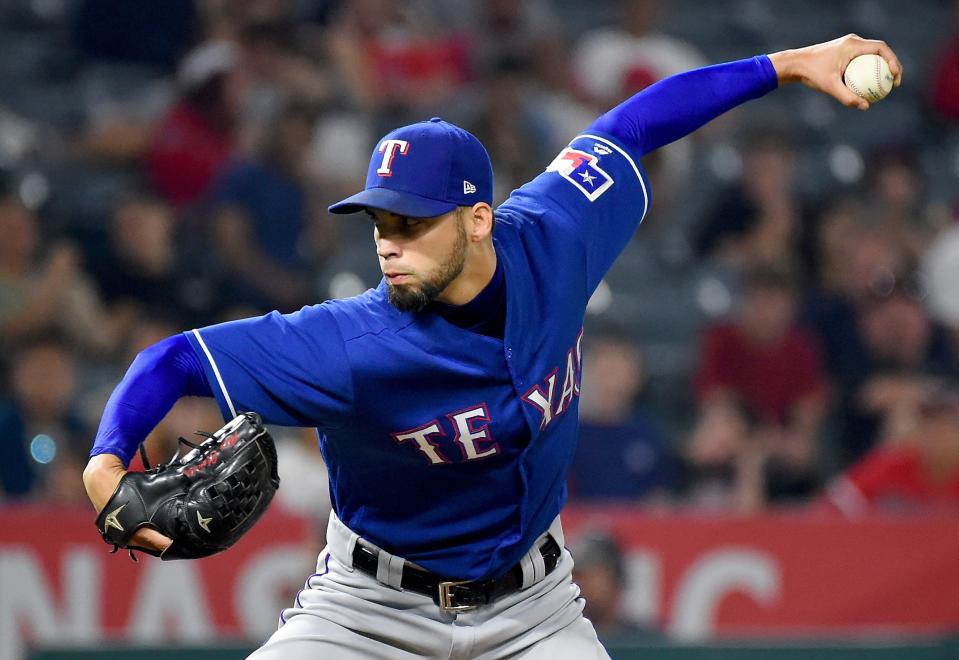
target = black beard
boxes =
[387,220,468,312]
[387,279,446,312]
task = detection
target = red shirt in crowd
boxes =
[826,445,959,515]
[146,104,233,207]
[930,37,959,121]
[368,35,471,102]
[695,323,825,424]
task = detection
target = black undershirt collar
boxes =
[431,258,506,339]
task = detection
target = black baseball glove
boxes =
[95,412,280,560]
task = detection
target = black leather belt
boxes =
[352,536,562,611]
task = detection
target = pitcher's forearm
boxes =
[588,56,778,156]
[83,453,126,512]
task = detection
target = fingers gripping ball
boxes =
[95,412,280,560]
[843,54,894,103]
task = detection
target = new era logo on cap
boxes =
[328,117,493,218]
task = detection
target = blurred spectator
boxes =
[470,0,564,81]
[75,314,184,435]
[529,60,598,156]
[834,284,959,466]
[88,193,195,328]
[199,0,298,34]
[305,108,375,200]
[206,101,330,311]
[804,148,946,406]
[0,194,117,353]
[696,267,826,432]
[861,144,938,263]
[146,40,243,208]
[125,314,182,357]
[468,56,554,198]
[571,532,646,640]
[75,0,197,72]
[73,2,196,164]
[40,444,90,507]
[825,382,959,515]
[0,337,88,499]
[572,0,706,107]
[803,196,870,296]
[327,0,471,126]
[695,127,805,275]
[235,18,333,152]
[803,221,907,379]
[572,0,708,216]
[569,331,677,501]
[691,266,827,506]
[684,397,765,512]
[471,0,593,155]
[928,0,959,122]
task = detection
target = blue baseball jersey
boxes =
[186,130,650,580]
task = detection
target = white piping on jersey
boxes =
[191,328,237,418]
[578,133,649,220]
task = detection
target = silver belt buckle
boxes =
[437,580,477,612]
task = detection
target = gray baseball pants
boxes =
[247,512,610,659]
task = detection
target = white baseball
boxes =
[843,54,894,103]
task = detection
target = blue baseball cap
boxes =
[328,117,493,217]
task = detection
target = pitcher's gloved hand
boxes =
[95,412,280,560]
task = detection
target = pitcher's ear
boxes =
[464,203,494,241]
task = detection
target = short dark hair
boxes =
[239,19,295,51]
[571,531,626,582]
[743,265,798,295]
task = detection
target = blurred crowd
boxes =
[1,0,959,538]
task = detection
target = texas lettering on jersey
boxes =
[389,330,584,465]
[522,328,584,430]
[391,404,499,465]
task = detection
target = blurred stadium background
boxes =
[2,0,959,658]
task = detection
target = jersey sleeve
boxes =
[497,130,651,294]
[185,304,354,428]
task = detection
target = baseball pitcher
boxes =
[84,35,901,659]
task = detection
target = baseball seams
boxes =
[845,54,890,103]
[846,77,867,101]
[847,66,878,103]
[873,55,883,102]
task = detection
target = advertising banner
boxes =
[3,505,958,660]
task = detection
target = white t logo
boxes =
[377,139,410,177]
[392,423,448,465]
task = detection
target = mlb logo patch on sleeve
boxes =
[546,147,614,201]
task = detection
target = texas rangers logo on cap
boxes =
[328,117,494,218]
[376,139,410,177]
[546,147,614,202]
